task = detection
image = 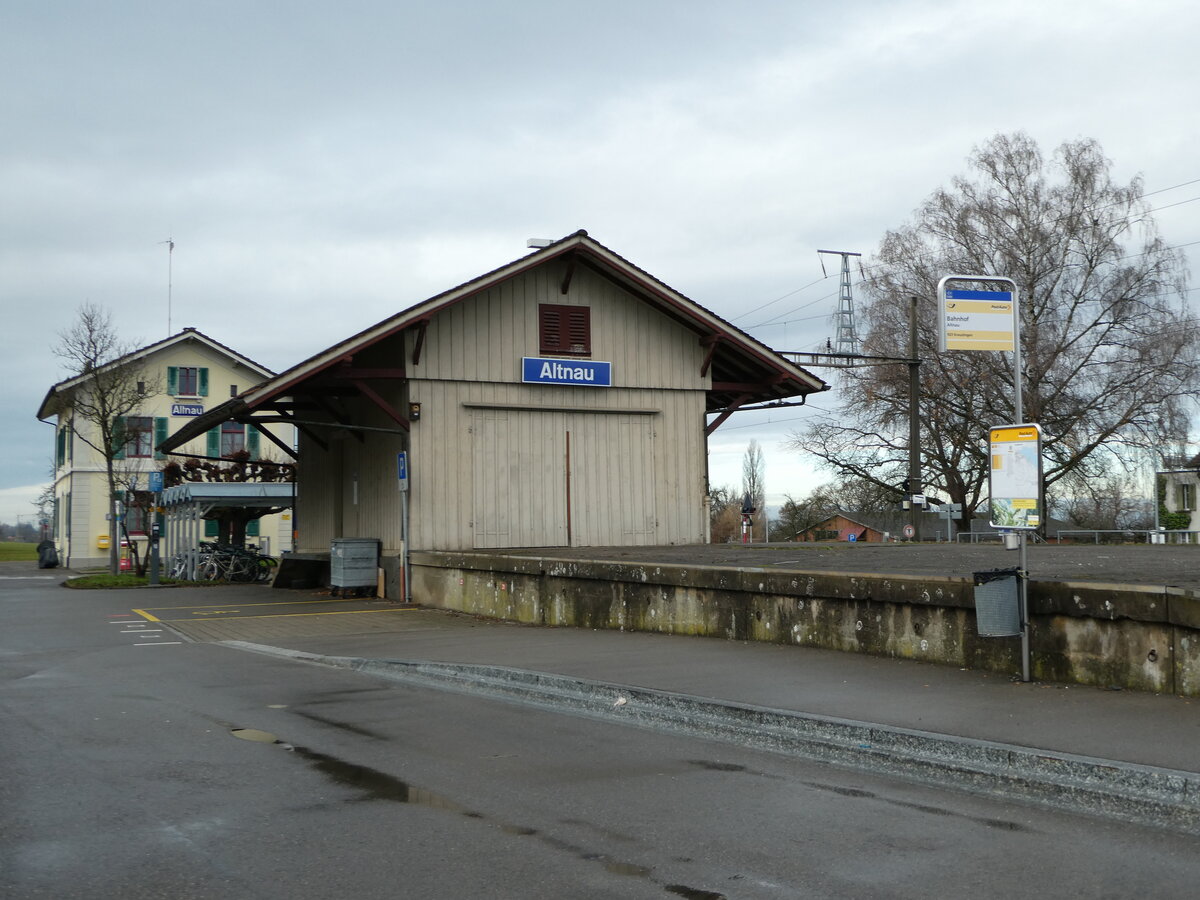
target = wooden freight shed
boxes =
[160,232,826,568]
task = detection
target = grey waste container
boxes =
[37,540,59,569]
[973,567,1021,636]
[331,538,380,596]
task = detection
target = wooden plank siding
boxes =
[296,261,711,552]
[404,381,706,550]
[411,262,704,390]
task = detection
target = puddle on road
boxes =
[230,728,279,743]
[227,726,725,897]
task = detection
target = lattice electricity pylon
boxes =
[818,249,862,356]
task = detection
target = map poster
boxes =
[989,424,1042,530]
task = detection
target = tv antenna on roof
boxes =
[817,249,862,355]
[158,238,174,335]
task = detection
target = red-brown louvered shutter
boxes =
[539,304,590,355]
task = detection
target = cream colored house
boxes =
[37,328,295,569]
[1159,453,1200,538]
[161,232,826,597]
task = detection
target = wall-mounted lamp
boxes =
[408,402,421,422]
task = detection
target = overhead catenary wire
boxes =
[734,176,1200,332]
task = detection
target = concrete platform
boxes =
[498,542,1200,594]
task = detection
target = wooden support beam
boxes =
[711,374,792,393]
[711,381,772,393]
[294,423,329,452]
[560,253,577,295]
[699,335,721,377]
[353,379,410,432]
[312,395,364,443]
[412,318,430,366]
[331,367,408,380]
[247,421,298,460]
[705,394,754,436]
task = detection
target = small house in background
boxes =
[1158,454,1200,535]
[159,231,826,595]
[793,511,907,543]
[37,329,295,568]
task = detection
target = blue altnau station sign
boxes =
[522,357,612,387]
[171,402,205,417]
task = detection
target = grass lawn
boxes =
[0,542,38,562]
[66,573,188,589]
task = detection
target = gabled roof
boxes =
[37,327,275,420]
[162,482,295,508]
[798,510,909,536]
[159,231,827,451]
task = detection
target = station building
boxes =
[160,232,827,586]
[37,328,296,568]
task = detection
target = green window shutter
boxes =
[206,427,220,458]
[198,368,209,397]
[167,366,178,396]
[56,428,66,467]
[113,416,127,460]
[246,518,260,537]
[154,418,169,460]
[246,426,260,457]
[204,519,218,537]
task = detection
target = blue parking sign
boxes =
[397,451,409,492]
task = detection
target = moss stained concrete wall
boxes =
[410,551,1200,696]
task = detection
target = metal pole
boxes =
[401,489,411,603]
[1011,286,1031,683]
[908,296,922,542]
[938,274,1032,682]
[149,490,160,586]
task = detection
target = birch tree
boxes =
[792,133,1199,526]
[53,304,160,573]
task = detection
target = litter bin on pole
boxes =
[973,567,1021,637]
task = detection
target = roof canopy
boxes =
[159,231,827,452]
[162,482,295,508]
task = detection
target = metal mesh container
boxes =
[973,567,1021,637]
[331,538,380,592]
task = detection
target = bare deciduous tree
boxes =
[742,440,766,541]
[53,303,161,573]
[792,133,1200,529]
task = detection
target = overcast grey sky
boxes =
[3,0,1198,523]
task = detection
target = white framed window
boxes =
[221,421,246,456]
[167,366,209,397]
[124,416,154,458]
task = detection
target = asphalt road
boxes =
[4,569,1200,899]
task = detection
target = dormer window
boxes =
[539,304,590,356]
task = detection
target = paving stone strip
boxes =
[223,640,1200,836]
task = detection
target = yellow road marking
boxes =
[133,597,364,613]
[132,609,160,622]
[154,608,417,623]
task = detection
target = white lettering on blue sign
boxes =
[171,403,204,416]
[522,357,612,387]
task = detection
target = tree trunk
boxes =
[106,459,120,575]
